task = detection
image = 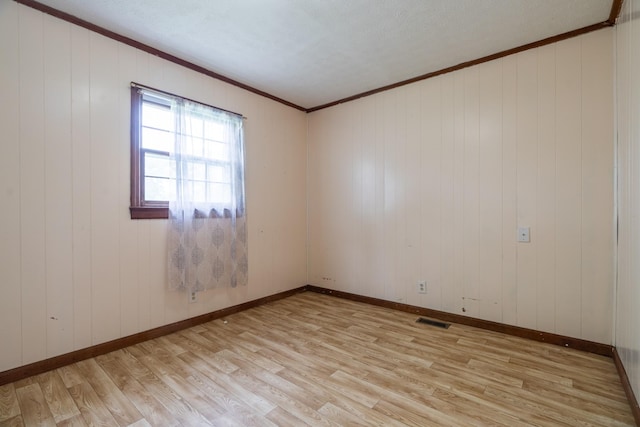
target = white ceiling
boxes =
[33,0,613,110]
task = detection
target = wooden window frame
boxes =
[130,83,245,220]
[130,86,170,219]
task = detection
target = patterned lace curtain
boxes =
[167,97,247,292]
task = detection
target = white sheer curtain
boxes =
[167,97,247,292]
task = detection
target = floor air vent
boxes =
[416,317,450,329]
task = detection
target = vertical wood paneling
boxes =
[308,28,614,344]
[632,0,640,393]
[0,0,23,371]
[581,30,614,345]
[462,67,480,317]
[346,98,364,297]
[43,15,74,357]
[148,220,167,329]
[118,44,140,337]
[332,104,357,296]
[369,95,384,299]
[404,85,421,304]
[70,25,92,351]
[382,91,399,302]
[501,55,518,326]
[284,106,308,290]
[347,101,363,295]
[371,94,387,299]
[136,220,151,331]
[628,4,637,382]
[164,61,197,102]
[89,33,121,344]
[478,60,503,322]
[394,87,411,304]
[615,0,631,363]
[264,104,308,295]
[420,78,442,310]
[247,89,307,301]
[306,111,322,286]
[615,0,640,399]
[515,50,538,330]
[630,0,640,394]
[1,0,617,372]
[555,37,583,339]
[359,97,377,297]
[200,74,227,110]
[369,101,383,299]
[145,54,166,91]
[631,5,640,393]
[536,44,557,334]
[341,102,361,294]
[2,2,308,372]
[452,72,465,315]
[134,51,152,332]
[245,97,275,296]
[19,5,48,365]
[439,74,455,313]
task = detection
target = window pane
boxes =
[142,127,173,152]
[208,183,231,205]
[192,181,206,202]
[190,162,206,181]
[186,136,204,157]
[142,102,172,132]
[208,165,229,183]
[204,119,224,141]
[145,152,175,179]
[144,152,175,202]
[145,177,175,202]
[186,115,204,139]
[204,141,229,161]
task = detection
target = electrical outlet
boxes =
[189,291,198,303]
[417,280,427,294]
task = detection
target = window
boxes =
[130,84,245,219]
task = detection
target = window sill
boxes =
[130,205,245,220]
[130,206,169,219]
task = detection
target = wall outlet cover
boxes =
[417,280,427,294]
[518,226,530,243]
[189,291,198,303]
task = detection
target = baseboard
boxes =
[0,284,621,388]
[305,285,614,357]
[0,286,307,386]
[613,348,640,426]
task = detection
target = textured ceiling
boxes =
[31,0,613,109]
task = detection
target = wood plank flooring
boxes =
[0,292,634,426]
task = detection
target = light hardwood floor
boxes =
[0,292,634,426]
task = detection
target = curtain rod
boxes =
[130,82,246,119]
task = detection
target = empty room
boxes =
[1,0,639,425]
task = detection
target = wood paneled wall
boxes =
[616,0,640,404]
[307,29,614,345]
[0,2,307,372]
[0,1,620,374]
